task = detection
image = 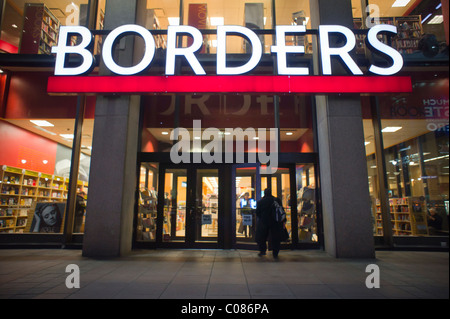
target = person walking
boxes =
[255,188,284,258]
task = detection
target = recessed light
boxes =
[30,120,54,127]
[286,132,293,136]
[365,141,371,145]
[162,131,169,135]
[428,15,443,24]
[253,137,259,140]
[12,24,18,29]
[60,134,74,139]
[422,13,432,24]
[392,0,411,8]
[382,126,402,133]
[168,17,180,26]
[210,17,224,26]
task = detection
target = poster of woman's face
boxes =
[31,203,65,233]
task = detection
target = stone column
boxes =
[82,0,140,257]
[310,0,375,258]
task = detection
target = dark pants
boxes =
[256,221,281,256]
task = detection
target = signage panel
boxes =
[48,24,412,94]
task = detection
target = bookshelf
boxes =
[20,3,60,54]
[374,197,428,236]
[353,15,423,55]
[137,188,157,241]
[0,165,88,233]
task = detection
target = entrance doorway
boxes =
[135,161,320,250]
[160,166,220,246]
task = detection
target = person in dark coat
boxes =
[255,188,283,258]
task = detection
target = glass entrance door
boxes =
[261,166,294,245]
[233,165,300,249]
[159,166,220,247]
[235,165,260,247]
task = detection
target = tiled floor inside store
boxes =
[0,249,448,299]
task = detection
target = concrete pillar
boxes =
[310,0,375,258]
[82,0,140,257]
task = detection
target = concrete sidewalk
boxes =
[0,249,448,299]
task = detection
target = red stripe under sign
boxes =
[47,75,412,94]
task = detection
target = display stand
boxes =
[0,165,87,233]
[297,186,316,242]
[374,197,428,236]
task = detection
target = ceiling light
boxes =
[392,0,411,8]
[12,24,18,29]
[382,126,402,133]
[428,15,443,24]
[286,132,293,136]
[365,141,370,145]
[30,120,54,127]
[161,131,169,135]
[210,17,224,26]
[253,137,259,140]
[424,155,449,162]
[436,3,442,9]
[422,13,432,24]
[43,160,48,164]
[168,17,180,26]
[34,126,56,136]
[60,134,74,139]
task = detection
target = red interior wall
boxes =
[0,120,57,174]
[4,71,96,119]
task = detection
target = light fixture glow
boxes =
[60,134,74,139]
[365,141,370,145]
[168,17,180,26]
[30,120,54,127]
[428,15,443,24]
[422,13,432,24]
[210,17,224,26]
[161,131,169,135]
[382,126,402,133]
[286,132,293,136]
[392,0,411,8]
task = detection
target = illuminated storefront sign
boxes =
[48,24,412,94]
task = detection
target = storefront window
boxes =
[0,71,95,236]
[0,0,92,54]
[182,0,272,54]
[275,0,312,53]
[365,70,449,239]
[354,0,448,60]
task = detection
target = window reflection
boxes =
[354,0,448,59]
[0,0,91,54]
[364,71,449,238]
